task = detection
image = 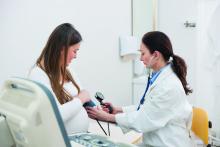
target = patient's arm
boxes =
[58,98,83,122]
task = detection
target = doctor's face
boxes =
[140,43,154,67]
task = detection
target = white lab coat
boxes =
[115,65,193,147]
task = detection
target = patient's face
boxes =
[60,43,80,67]
[66,43,81,66]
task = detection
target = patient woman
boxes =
[28,23,91,134]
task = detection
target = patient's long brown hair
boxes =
[36,23,82,104]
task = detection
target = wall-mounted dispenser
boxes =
[119,36,140,60]
[134,58,145,76]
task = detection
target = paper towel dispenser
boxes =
[119,36,140,60]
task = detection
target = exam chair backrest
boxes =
[0,78,71,147]
[191,107,209,145]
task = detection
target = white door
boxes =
[157,0,198,104]
[157,0,220,137]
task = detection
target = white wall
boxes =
[0,0,132,106]
[133,0,153,38]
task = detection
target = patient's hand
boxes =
[77,90,91,104]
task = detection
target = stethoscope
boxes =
[137,71,161,110]
[137,64,170,110]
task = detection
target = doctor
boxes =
[86,31,193,147]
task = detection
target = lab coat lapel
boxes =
[148,65,173,93]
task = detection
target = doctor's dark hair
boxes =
[142,31,192,95]
[36,23,82,104]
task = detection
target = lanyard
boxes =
[137,64,169,110]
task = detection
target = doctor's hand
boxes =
[77,90,91,104]
[102,102,122,114]
[86,107,116,123]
